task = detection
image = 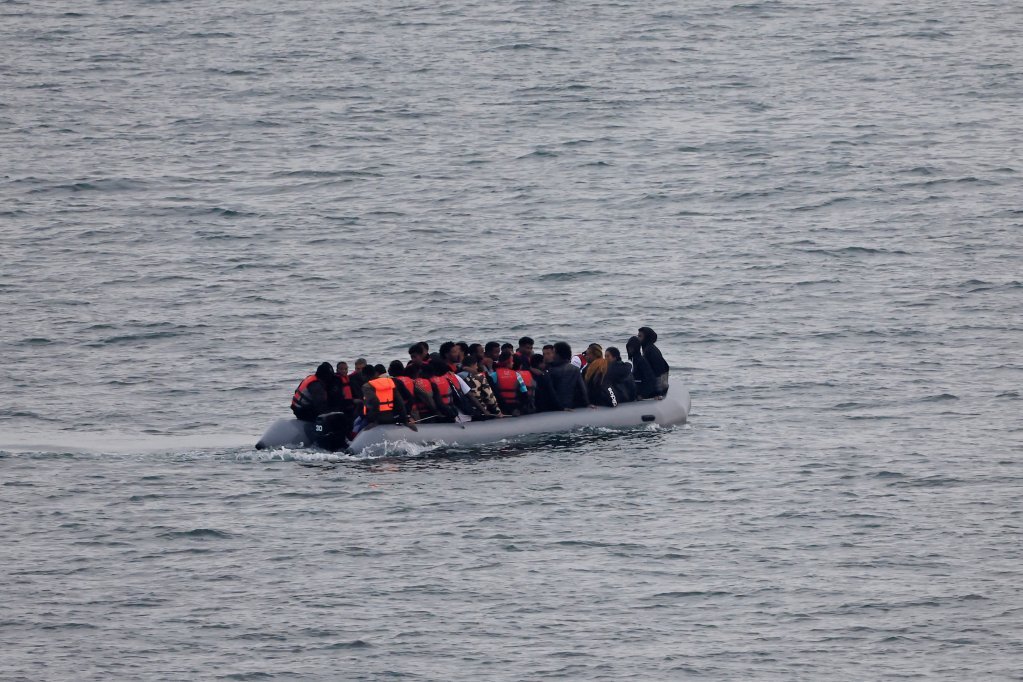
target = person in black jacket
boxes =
[546,342,590,410]
[626,336,658,399]
[637,326,670,396]
[603,347,637,404]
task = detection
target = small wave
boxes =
[919,393,958,402]
[537,270,605,282]
[158,528,235,540]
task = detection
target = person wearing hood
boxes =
[637,326,670,396]
[626,336,658,400]
[291,362,345,422]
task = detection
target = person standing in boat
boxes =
[626,336,657,399]
[638,326,670,396]
[547,342,591,410]
[515,336,534,371]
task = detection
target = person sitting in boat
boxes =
[483,341,501,370]
[406,342,428,372]
[389,360,435,422]
[541,344,555,368]
[291,362,346,422]
[515,336,534,371]
[429,356,486,421]
[439,341,463,372]
[638,326,670,396]
[513,353,537,414]
[582,343,614,406]
[458,355,503,418]
[348,358,368,413]
[547,342,591,410]
[493,350,530,416]
[604,346,637,404]
[357,365,416,432]
[626,335,658,399]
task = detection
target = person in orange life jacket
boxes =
[512,353,537,414]
[547,342,591,410]
[291,362,346,422]
[603,346,637,403]
[626,335,658,400]
[515,336,534,371]
[429,356,486,419]
[356,365,415,433]
[404,361,440,421]
[458,354,503,418]
[638,326,670,396]
[491,350,530,416]
[389,360,436,422]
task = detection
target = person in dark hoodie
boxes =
[603,346,637,404]
[626,336,658,400]
[636,326,670,396]
[546,341,590,410]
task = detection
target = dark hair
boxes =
[429,357,450,375]
[408,343,424,357]
[406,363,421,379]
[388,360,405,377]
[354,358,367,367]
[374,364,386,376]
[439,341,456,359]
[456,341,470,357]
[626,336,641,357]
[606,347,622,361]
[336,361,348,373]
[418,363,433,379]
[542,344,554,352]
[554,341,572,361]
[512,354,523,370]
[518,336,534,347]
[498,349,514,365]
[469,343,483,358]
[361,365,376,378]
[501,342,513,352]
[419,341,429,353]
[484,341,500,354]
[462,355,478,368]
[638,326,658,344]
[316,362,334,380]
[531,353,545,367]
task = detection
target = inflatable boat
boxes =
[255,385,690,455]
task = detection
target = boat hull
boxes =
[255,385,690,454]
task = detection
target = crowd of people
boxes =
[289,327,671,449]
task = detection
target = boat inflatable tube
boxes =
[255,385,690,454]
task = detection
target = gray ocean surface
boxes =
[2,0,1022,679]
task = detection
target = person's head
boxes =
[408,343,425,361]
[542,344,555,363]
[626,336,641,358]
[354,358,367,371]
[484,341,501,360]
[531,353,545,370]
[362,364,377,379]
[553,341,572,361]
[517,336,534,354]
[429,357,450,376]
[456,342,470,361]
[405,362,421,379]
[586,343,604,363]
[388,360,405,377]
[498,349,514,368]
[462,355,479,371]
[469,343,483,362]
[439,341,457,364]
[418,363,433,379]
[501,342,514,354]
[316,362,334,381]
[638,326,658,345]
[605,347,622,362]
[374,363,386,376]
[336,361,348,375]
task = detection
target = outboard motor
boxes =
[314,412,350,452]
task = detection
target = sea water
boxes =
[2,0,1021,678]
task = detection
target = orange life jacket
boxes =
[412,377,432,413]
[517,370,534,391]
[291,374,318,410]
[336,372,353,402]
[364,377,395,415]
[495,368,521,406]
[430,375,453,406]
